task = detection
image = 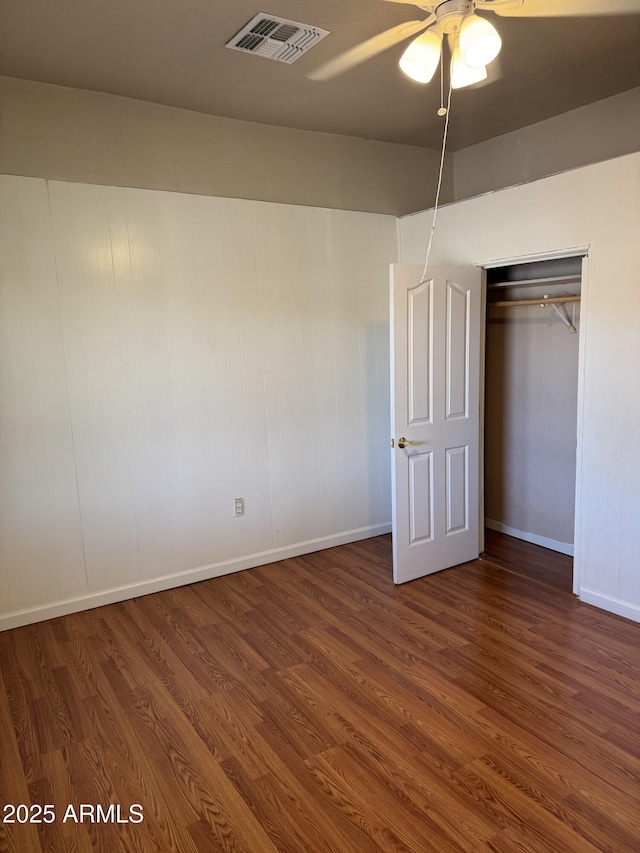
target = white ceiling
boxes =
[1,0,639,150]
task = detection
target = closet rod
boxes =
[490,295,581,308]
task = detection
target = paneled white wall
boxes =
[0,175,396,628]
[399,153,640,624]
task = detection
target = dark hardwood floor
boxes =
[1,534,639,852]
[481,528,574,593]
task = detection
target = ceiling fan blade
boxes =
[307,16,436,81]
[487,0,640,16]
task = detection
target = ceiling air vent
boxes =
[226,12,329,64]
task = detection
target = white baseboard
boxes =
[484,519,574,557]
[579,587,640,625]
[0,522,392,632]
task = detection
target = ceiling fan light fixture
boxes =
[399,29,442,84]
[459,13,501,68]
[450,46,487,89]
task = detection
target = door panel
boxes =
[446,445,468,534]
[409,451,433,543]
[446,281,470,419]
[391,264,481,584]
[408,280,431,424]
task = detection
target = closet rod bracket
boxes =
[542,295,577,334]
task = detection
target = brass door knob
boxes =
[397,437,407,449]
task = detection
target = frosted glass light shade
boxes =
[459,14,501,68]
[399,30,442,83]
[450,47,487,89]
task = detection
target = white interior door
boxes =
[391,264,482,584]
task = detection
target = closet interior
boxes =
[482,256,583,591]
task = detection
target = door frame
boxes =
[476,247,589,597]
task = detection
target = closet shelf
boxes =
[487,274,581,289]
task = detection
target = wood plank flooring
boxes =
[1,534,639,852]
[481,528,574,593]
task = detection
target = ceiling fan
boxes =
[307,0,640,88]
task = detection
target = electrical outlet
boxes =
[234,498,245,517]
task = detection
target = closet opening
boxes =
[482,256,583,592]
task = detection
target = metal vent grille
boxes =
[226,12,329,64]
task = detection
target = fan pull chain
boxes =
[420,71,453,284]
[437,49,447,116]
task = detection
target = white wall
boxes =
[399,153,640,623]
[0,175,396,629]
[3,158,638,629]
